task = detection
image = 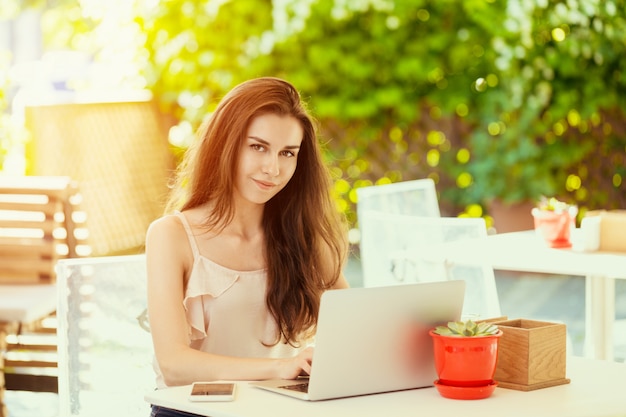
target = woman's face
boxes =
[235,113,304,205]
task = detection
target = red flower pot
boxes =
[531,207,577,248]
[429,329,502,388]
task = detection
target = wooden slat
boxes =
[0,193,58,207]
[0,201,57,213]
[4,320,58,351]
[0,257,56,275]
[0,176,74,195]
[4,373,58,393]
[0,276,53,285]
[0,240,56,256]
[0,218,58,233]
[25,327,56,335]
[0,258,55,284]
[6,342,57,352]
[0,184,71,196]
[0,277,52,285]
[4,357,58,369]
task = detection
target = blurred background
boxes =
[1,0,625,237]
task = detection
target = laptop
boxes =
[251,280,465,400]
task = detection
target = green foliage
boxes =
[458,1,626,211]
[131,0,625,223]
[5,0,625,223]
[434,319,499,337]
[135,0,274,125]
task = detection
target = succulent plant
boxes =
[537,196,571,212]
[434,319,499,337]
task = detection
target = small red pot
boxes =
[531,207,577,248]
[429,329,502,388]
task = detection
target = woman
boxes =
[146,77,349,412]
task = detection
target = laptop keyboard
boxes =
[279,382,309,393]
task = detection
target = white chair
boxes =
[56,254,153,417]
[356,178,440,219]
[356,179,440,287]
[357,211,501,320]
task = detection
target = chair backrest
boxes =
[56,254,153,417]
[0,176,89,284]
[357,211,501,320]
[356,178,440,219]
[24,100,174,256]
[356,179,440,287]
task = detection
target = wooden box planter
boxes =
[494,319,570,391]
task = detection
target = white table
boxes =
[0,284,57,323]
[145,357,626,417]
[421,230,626,360]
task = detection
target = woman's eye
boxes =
[251,144,265,152]
[282,150,295,158]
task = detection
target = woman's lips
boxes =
[254,179,277,190]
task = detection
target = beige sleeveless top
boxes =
[153,212,306,388]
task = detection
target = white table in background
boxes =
[145,357,626,417]
[421,230,626,360]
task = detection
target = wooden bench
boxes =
[0,176,88,417]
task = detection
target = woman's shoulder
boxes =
[148,213,182,231]
[145,213,195,267]
[146,213,188,245]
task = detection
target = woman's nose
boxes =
[262,154,280,176]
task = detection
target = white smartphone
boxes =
[188,382,236,402]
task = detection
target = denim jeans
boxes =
[150,405,205,417]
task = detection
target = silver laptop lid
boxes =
[305,280,465,400]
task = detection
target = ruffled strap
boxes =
[176,211,263,341]
[175,211,200,259]
[183,257,243,340]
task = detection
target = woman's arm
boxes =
[145,216,311,386]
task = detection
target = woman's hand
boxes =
[278,346,314,379]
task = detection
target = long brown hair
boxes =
[166,77,348,345]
